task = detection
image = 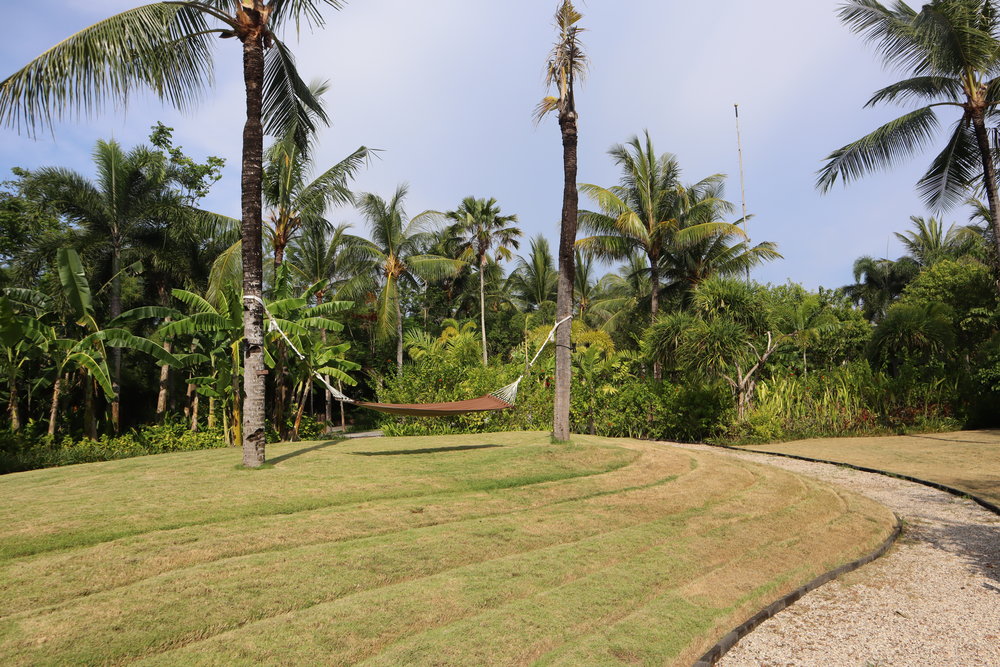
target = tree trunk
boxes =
[83,371,97,440]
[395,292,404,376]
[8,371,20,432]
[971,111,1000,274]
[156,339,172,422]
[293,378,310,441]
[479,258,488,366]
[649,252,662,380]
[190,392,199,432]
[110,242,122,432]
[338,379,346,432]
[240,17,268,468]
[208,396,216,430]
[48,374,62,437]
[553,110,579,442]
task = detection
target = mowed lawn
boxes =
[0,431,894,666]
[751,430,1000,507]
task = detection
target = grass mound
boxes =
[750,429,1000,507]
[0,431,894,665]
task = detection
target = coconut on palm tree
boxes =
[818,0,1000,268]
[445,197,521,365]
[0,1,348,466]
[536,0,588,441]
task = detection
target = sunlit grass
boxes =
[0,431,893,665]
[751,429,1000,506]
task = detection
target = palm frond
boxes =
[263,38,329,145]
[917,119,981,209]
[0,3,215,135]
[817,106,940,191]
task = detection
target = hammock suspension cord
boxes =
[245,293,570,411]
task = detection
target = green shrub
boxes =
[0,423,226,474]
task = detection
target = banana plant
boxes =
[48,248,182,437]
[0,290,55,431]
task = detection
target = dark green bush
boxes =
[0,423,227,474]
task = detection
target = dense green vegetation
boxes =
[2,0,1000,472]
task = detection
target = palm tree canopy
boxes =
[534,0,588,123]
[818,0,1000,209]
[0,0,341,143]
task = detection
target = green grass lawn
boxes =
[750,430,1000,506]
[0,431,894,666]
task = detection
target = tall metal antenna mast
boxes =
[734,104,748,240]
[735,104,749,281]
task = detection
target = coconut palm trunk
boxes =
[240,23,268,468]
[970,111,1000,259]
[479,258,488,365]
[395,292,404,375]
[110,245,122,431]
[553,109,578,442]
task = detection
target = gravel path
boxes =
[675,444,1000,667]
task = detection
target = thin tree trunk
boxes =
[8,372,20,432]
[293,378,310,441]
[208,396,216,430]
[48,374,62,437]
[110,243,122,432]
[649,253,662,380]
[338,379,346,432]
[240,16,268,467]
[480,260,488,366]
[83,371,96,440]
[553,109,579,442]
[396,293,404,376]
[156,339,172,422]
[971,112,1000,271]
[190,393,199,432]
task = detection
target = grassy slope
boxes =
[0,431,894,666]
[751,430,1000,506]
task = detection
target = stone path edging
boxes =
[692,516,903,667]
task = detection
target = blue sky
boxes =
[1,0,962,290]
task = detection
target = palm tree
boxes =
[844,255,921,322]
[536,0,588,441]
[350,185,462,375]
[818,0,1000,267]
[579,132,749,377]
[895,215,981,265]
[21,139,189,431]
[445,197,521,365]
[1,1,346,466]
[263,89,368,269]
[508,234,558,311]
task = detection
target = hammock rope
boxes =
[244,294,570,416]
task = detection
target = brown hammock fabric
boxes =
[355,394,514,417]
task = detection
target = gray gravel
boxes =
[674,444,1000,667]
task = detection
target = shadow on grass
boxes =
[350,444,503,457]
[268,439,345,465]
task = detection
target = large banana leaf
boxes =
[57,247,94,323]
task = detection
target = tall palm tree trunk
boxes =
[649,253,662,380]
[479,260,488,366]
[971,111,1000,265]
[273,246,290,440]
[110,247,122,431]
[553,110,578,442]
[240,23,267,468]
[395,294,404,376]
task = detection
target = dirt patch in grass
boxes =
[0,433,893,666]
[749,429,1000,506]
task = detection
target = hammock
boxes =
[246,294,569,417]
